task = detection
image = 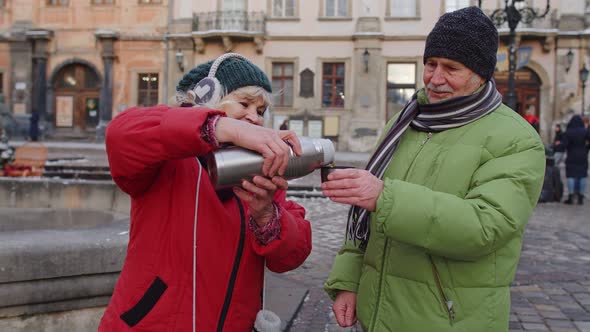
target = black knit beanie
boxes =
[176,56,272,94]
[423,6,498,81]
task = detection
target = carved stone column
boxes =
[95,30,119,142]
[26,29,53,139]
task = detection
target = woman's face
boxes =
[220,93,267,126]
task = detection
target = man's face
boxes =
[423,57,485,103]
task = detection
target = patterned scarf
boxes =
[347,80,503,249]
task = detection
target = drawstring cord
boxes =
[193,159,203,332]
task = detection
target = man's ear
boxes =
[470,73,485,87]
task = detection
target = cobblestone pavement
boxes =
[280,196,590,332]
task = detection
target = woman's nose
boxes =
[244,107,261,125]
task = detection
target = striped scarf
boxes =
[347,80,503,249]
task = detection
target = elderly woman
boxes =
[100,54,312,331]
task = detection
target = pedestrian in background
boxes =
[560,115,590,205]
[279,119,289,130]
[584,115,590,152]
[100,54,312,331]
[524,108,540,133]
[553,123,565,166]
[322,6,544,332]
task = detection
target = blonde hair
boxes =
[173,86,274,110]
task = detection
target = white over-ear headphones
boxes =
[187,53,250,106]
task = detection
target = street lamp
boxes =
[478,0,550,112]
[362,48,370,73]
[565,48,574,73]
[175,50,185,72]
[580,63,589,115]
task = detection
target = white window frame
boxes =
[388,0,419,18]
[136,72,160,107]
[271,62,295,107]
[444,0,471,13]
[271,0,297,17]
[324,0,350,17]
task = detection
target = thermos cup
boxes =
[206,137,335,189]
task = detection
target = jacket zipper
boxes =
[216,194,246,332]
[369,239,389,331]
[370,131,433,330]
[428,255,455,325]
[421,132,433,146]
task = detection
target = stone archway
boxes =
[495,67,542,118]
[48,59,103,132]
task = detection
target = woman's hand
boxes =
[321,169,384,211]
[233,176,288,226]
[215,117,302,177]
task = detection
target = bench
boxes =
[5,142,48,177]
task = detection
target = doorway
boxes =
[53,63,101,131]
[494,67,541,118]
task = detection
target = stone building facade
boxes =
[0,0,168,140]
[0,0,589,149]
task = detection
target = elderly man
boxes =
[322,6,545,332]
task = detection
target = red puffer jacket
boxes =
[99,106,312,331]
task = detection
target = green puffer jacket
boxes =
[324,103,545,332]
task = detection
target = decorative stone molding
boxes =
[543,36,555,53]
[172,36,194,51]
[254,36,264,54]
[95,30,119,60]
[355,17,381,33]
[222,36,233,52]
[194,37,205,53]
[25,29,53,60]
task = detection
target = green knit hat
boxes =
[176,56,272,95]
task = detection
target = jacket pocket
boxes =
[428,256,456,326]
[120,276,168,327]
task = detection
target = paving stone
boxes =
[545,319,576,328]
[518,314,544,323]
[540,311,569,320]
[534,304,561,312]
[562,310,590,321]
[574,321,590,332]
[514,307,540,315]
[521,322,549,330]
[529,297,556,305]
[515,285,544,292]
[574,293,590,305]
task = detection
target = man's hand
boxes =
[321,169,384,211]
[333,291,357,327]
[233,176,288,226]
[215,117,302,177]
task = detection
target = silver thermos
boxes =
[206,137,335,189]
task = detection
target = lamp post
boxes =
[580,63,589,116]
[478,0,550,112]
[565,48,574,73]
[175,50,185,73]
[362,48,370,73]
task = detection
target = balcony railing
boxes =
[192,10,266,34]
